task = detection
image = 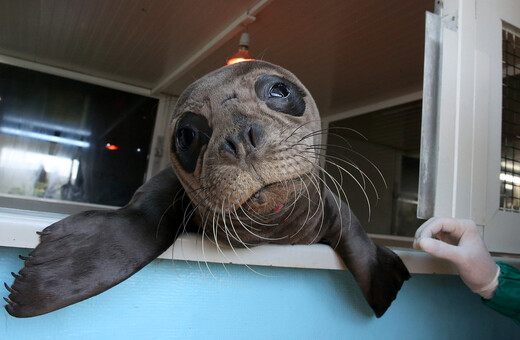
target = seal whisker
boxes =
[228,211,276,278]
[294,151,372,221]
[180,180,220,217]
[235,207,288,241]
[308,142,388,189]
[240,200,271,226]
[197,220,211,283]
[291,154,350,242]
[322,158,373,221]
[307,173,327,244]
[220,214,249,246]
[313,167,349,249]
[213,201,251,284]
[156,185,187,239]
[303,172,324,218]
[182,209,212,267]
[200,211,226,286]
[230,208,257,250]
[278,175,304,224]
[284,159,325,241]
[305,170,345,249]
[321,152,378,199]
[281,119,321,143]
[302,148,380,201]
[294,155,345,206]
[282,161,314,238]
[156,202,175,239]
[305,143,368,193]
[222,200,254,253]
[238,205,279,228]
[226,211,251,254]
[298,126,368,146]
[213,205,228,260]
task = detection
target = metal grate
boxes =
[500,28,520,211]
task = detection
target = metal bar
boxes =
[417,12,442,219]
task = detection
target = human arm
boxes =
[414,217,520,324]
[482,262,520,324]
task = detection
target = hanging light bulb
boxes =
[227,32,253,65]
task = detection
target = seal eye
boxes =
[172,112,212,173]
[177,127,196,151]
[269,83,290,98]
[255,75,306,117]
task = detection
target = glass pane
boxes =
[325,101,423,237]
[0,63,158,207]
[500,27,520,212]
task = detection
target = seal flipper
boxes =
[4,168,188,318]
[321,189,410,318]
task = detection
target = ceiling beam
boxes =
[321,90,424,123]
[151,0,272,96]
[0,53,154,98]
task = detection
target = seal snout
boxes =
[222,123,265,159]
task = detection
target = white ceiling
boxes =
[0,0,434,117]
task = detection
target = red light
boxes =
[105,143,119,150]
[227,48,253,65]
[227,57,250,65]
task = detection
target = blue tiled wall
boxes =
[1,246,517,339]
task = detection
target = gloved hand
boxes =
[414,217,500,299]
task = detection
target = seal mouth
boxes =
[244,178,305,215]
[249,182,280,204]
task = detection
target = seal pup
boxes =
[4,60,410,318]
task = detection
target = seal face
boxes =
[169,61,323,245]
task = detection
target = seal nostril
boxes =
[245,125,264,150]
[247,127,256,149]
[223,136,239,157]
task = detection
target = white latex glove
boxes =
[414,217,500,299]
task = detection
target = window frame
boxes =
[425,0,520,254]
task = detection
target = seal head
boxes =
[170,61,324,245]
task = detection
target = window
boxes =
[420,0,520,254]
[500,27,520,212]
[0,63,159,213]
